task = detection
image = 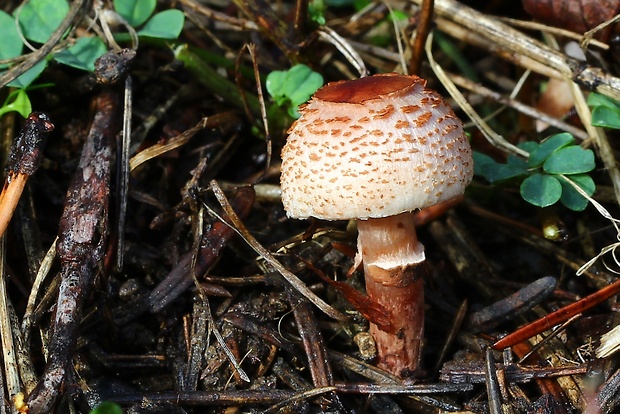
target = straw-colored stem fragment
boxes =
[414,0,620,101]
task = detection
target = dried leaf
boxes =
[301,257,396,333]
[523,0,620,40]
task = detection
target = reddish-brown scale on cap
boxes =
[280,73,473,377]
[315,74,422,104]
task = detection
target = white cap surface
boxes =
[280,73,473,220]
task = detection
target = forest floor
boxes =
[2,0,620,413]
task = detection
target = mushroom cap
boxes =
[280,73,473,221]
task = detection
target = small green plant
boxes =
[111,0,184,40]
[0,0,184,116]
[266,64,324,118]
[350,0,408,47]
[90,401,123,414]
[309,0,327,25]
[588,92,620,130]
[0,89,32,118]
[474,132,596,211]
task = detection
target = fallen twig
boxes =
[27,49,134,414]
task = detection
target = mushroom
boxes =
[280,73,473,377]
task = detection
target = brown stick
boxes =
[493,277,620,350]
[286,288,341,410]
[26,89,119,414]
[409,0,434,75]
[294,0,308,35]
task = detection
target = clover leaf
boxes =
[0,11,22,63]
[474,132,596,211]
[7,60,48,89]
[528,132,574,168]
[138,9,185,39]
[114,0,156,27]
[543,145,595,175]
[588,93,620,129]
[309,0,327,25]
[266,64,324,118]
[520,173,562,208]
[558,174,595,211]
[0,0,185,121]
[54,37,107,71]
[16,0,69,44]
[0,89,32,118]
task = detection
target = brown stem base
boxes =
[356,213,425,378]
[365,265,424,377]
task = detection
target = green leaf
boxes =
[527,133,575,168]
[483,163,529,183]
[472,151,496,177]
[16,0,69,44]
[266,64,324,118]
[288,73,323,109]
[587,92,620,111]
[352,0,371,10]
[53,37,107,71]
[591,106,620,129]
[473,151,529,183]
[0,89,31,118]
[387,10,408,21]
[114,0,156,27]
[588,92,620,129]
[90,401,123,414]
[520,173,562,207]
[543,146,595,174]
[506,153,528,168]
[309,0,326,25]
[0,11,23,62]
[558,174,595,211]
[138,9,185,39]
[517,140,539,154]
[7,59,47,88]
[266,71,288,106]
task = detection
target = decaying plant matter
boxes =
[3,0,620,413]
[26,49,131,414]
[0,113,54,238]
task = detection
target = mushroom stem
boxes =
[356,212,425,377]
